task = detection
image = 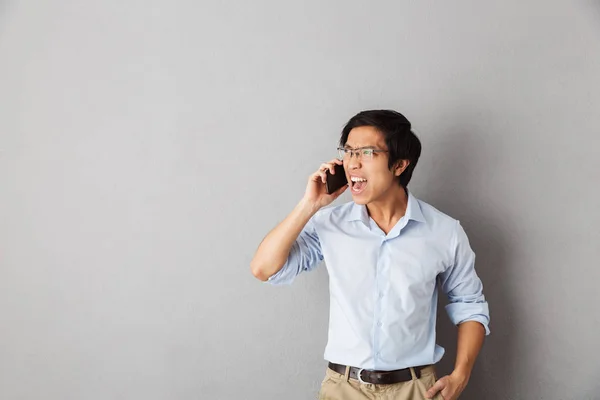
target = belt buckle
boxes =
[356,368,367,384]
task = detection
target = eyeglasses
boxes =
[337,147,389,161]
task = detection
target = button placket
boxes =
[373,239,387,363]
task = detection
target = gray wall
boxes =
[1,1,599,399]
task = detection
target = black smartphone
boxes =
[325,163,348,194]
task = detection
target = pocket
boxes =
[430,372,445,400]
[318,370,341,400]
[428,365,438,381]
[324,367,343,381]
[420,369,444,400]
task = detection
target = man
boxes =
[250,110,490,400]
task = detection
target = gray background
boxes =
[1,1,599,399]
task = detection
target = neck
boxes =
[365,185,409,229]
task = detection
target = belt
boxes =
[327,362,428,385]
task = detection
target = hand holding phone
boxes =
[303,160,348,210]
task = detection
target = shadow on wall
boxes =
[419,127,517,400]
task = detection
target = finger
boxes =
[309,171,326,184]
[319,171,327,183]
[440,388,450,400]
[425,379,446,399]
[332,158,343,165]
[320,162,335,174]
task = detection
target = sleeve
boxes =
[266,215,324,286]
[438,220,491,335]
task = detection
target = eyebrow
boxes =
[344,145,378,149]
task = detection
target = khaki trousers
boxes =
[318,365,444,400]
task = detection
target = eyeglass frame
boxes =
[337,146,389,161]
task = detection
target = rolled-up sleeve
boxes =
[439,221,490,335]
[266,216,323,285]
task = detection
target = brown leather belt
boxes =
[328,362,428,385]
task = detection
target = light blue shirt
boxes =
[267,192,490,371]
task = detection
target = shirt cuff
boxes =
[445,302,491,335]
[265,263,293,285]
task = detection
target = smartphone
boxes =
[325,163,348,194]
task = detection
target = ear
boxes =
[394,160,410,177]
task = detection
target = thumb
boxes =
[425,378,446,399]
[331,183,348,198]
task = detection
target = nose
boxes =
[347,155,361,170]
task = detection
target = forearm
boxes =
[250,198,319,281]
[453,321,485,379]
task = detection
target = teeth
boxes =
[351,177,367,182]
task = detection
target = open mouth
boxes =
[350,176,368,195]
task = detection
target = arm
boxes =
[426,221,490,400]
[426,322,485,400]
[454,321,485,378]
[250,198,320,281]
[250,158,348,282]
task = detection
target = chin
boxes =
[351,194,370,205]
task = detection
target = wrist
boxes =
[450,367,471,383]
[298,197,321,215]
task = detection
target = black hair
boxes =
[339,110,422,188]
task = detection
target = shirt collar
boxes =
[346,190,426,225]
[405,191,426,223]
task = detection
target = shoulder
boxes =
[312,201,354,224]
[415,197,459,234]
[413,197,468,261]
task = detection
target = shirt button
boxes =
[379,292,384,298]
[377,321,382,327]
[376,352,381,357]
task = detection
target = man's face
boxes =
[343,126,403,205]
